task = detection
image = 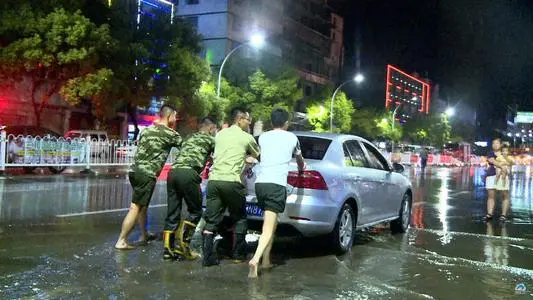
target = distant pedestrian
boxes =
[484,138,503,221]
[420,147,429,170]
[248,108,305,278]
[163,117,217,260]
[202,107,260,267]
[115,105,182,250]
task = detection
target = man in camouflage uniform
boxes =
[163,117,217,260]
[115,105,182,250]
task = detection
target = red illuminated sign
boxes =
[385,65,431,114]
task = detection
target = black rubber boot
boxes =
[231,233,248,263]
[202,233,219,267]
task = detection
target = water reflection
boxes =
[0,176,167,223]
[436,169,452,245]
[483,222,509,266]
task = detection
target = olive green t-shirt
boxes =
[209,125,260,183]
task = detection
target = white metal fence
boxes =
[0,131,178,173]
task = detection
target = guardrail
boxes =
[0,131,179,174]
[386,152,480,167]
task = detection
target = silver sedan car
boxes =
[242,132,413,254]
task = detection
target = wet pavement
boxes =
[1,167,533,299]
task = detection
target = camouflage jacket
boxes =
[132,124,182,178]
[172,131,215,173]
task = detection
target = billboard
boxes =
[385,65,431,115]
[515,112,533,124]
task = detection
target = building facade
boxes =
[385,64,431,121]
[176,0,345,98]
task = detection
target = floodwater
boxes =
[0,167,532,299]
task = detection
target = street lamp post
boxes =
[216,34,265,98]
[330,74,364,132]
[391,103,402,152]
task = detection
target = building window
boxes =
[184,15,198,28]
[186,0,199,4]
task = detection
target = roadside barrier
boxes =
[0,131,179,174]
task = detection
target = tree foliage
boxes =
[0,6,114,127]
[100,5,210,137]
[306,91,354,133]
[224,69,302,128]
[350,107,381,138]
[375,111,403,141]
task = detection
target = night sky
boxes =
[335,0,533,135]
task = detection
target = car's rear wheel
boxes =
[332,203,356,254]
[391,193,411,234]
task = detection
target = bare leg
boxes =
[249,211,278,278]
[487,189,496,217]
[137,205,151,242]
[502,190,510,217]
[115,203,141,249]
[261,221,278,269]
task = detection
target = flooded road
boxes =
[1,167,532,299]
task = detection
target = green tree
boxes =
[100,5,209,137]
[428,113,452,148]
[375,111,403,141]
[225,69,302,128]
[351,107,381,138]
[0,7,114,127]
[306,91,354,133]
[306,104,328,132]
[190,81,229,124]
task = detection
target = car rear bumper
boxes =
[245,192,337,237]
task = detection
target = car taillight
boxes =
[287,170,328,190]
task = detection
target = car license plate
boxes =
[246,203,264,217]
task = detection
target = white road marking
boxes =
[55,204,167,218]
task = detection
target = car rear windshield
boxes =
[296,136,332,160]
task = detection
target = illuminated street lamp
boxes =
[445,107,455,117]
[217,33,266,98]
[330,73,364,132]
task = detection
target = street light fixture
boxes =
[330,73,364,132]
[354,73,365,84]
[445,107,455,117]
[216,33,266,98]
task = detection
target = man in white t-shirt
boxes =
[248,108,305,278]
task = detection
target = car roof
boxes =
[292,131,367,144]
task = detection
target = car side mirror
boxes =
[392,163,405,173]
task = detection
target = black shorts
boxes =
[204,180,247,234]
[129,172,157,206]
[255,183,287,214]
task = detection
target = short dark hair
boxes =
[159,104,176,118]
[230,107,247,123]
[271,108,290,128]
[199,116,216,126]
